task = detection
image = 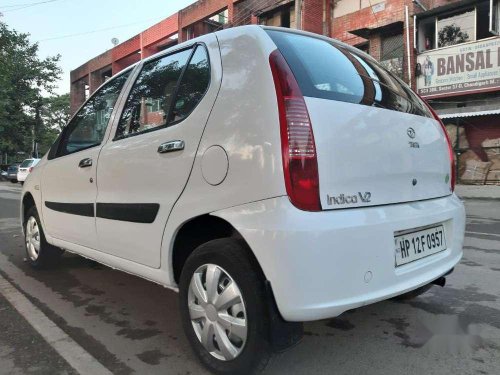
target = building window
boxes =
[380,33,404,78]
[492,0,500,34]
[437,9,475,48]
[417,1,500,52]
[355,42,369,54]
[209,9,228,25]
[418,17,436,51]
[259,3,295,28]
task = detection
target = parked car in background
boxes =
[17,158,41,184]
[7,164,20,183]
[20,26,465,374]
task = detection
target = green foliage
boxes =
[438,24,470,47]
[42,93,70,132]
[0,21,62,161]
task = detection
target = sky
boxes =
[1,0,196,95]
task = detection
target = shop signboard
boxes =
[417,37,500,97]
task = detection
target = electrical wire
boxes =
[366,0,380,26]
[37,15,167,42]
[0,0,62,12]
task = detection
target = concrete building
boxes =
[71,0,500,183]
[414,0,500,185]
[71,0,419,113]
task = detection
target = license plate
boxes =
[394,225,446,266]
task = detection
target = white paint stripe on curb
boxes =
[0,273,112,375]
[465,231,500,239]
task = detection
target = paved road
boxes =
[0,181,499,374]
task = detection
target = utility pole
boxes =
[295,0,302,30]
[33,97,42,158]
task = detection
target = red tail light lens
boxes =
[29,167,33,173]
[421,98,455,192]
[269,50,321,211]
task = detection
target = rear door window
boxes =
[115,45,210,140]
[266,30,431,118]
[20,160,33,168]
[115,48,192,139]
[168,46,210,123]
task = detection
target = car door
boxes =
[96,38,220,268]
[41,70,132,249]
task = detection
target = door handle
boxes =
[158,140,185,154]
[78,158,92,168]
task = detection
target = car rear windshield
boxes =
[20,160,33,168]
[266,30,431,118]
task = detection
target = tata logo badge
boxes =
[407,127,419,148]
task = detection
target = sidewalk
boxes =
[455,184,500,200]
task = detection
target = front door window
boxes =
[56,70,131,157]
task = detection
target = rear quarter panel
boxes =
[161,26,286,284]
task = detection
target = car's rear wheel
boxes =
[24,206,63,269]
[179,238,271,374]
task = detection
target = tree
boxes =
[438,24,469,47]
[0,21,61,162]
[36,93,70,155]
[42,93,70,132]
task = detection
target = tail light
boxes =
[269,50,321,211]
[421,98,455,192]
[29,167,33,173]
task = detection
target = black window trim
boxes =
[48,67,135,160]
[112,42,211,142]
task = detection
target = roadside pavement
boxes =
[0,181,499,375]
[455,184,500,200]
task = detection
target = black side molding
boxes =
[96,203,160,223]
[45,201,94,217]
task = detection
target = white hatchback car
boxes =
[17,158,41,184]
[21,26,465,374]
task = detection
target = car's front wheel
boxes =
[24,206,63,268]
[179,238,271,374]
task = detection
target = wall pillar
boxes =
[227,1,234,24]
[70,79,86,114]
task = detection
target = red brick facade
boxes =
[74,0,418,111]
[70,0,496,113]
[302,0,323,34]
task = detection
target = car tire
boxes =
[179,238,271,375]
[10,179,17,183]
[24,206,63,269]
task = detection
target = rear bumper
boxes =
[17,172,28,182]
[213,194,465,322]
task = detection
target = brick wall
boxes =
[142,14,178,48]
[331,0,410,43]
[70,50,112,83]
[303,0,324,35]
[70,0,443,112]
[179,0,231,29]
[233,0,278,26]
